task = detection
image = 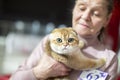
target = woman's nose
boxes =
[81,10,91,21]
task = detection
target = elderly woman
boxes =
[10,0,118,80]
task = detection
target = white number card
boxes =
[78,69,108,80]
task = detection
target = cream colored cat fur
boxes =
[45,27,106,80]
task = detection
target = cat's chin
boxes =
[57,53,67,54]
[52,48,71,55]
[56,51,73,55]
[53,48,78,55]
[55,51,69,54]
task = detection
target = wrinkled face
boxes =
[72,0,111,37]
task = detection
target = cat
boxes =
[45,27,106,80]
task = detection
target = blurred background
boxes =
[0,0,119,80]
[0,0,73,77]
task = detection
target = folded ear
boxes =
[68,27,78,36]
[79,40,84,48]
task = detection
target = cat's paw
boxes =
[58,57,68,64]
[79,40,84,48]
[102,58,107,62]
[54,79,69,80]
[54,76,69,80]
[99,58,106,66]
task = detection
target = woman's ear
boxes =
[103,13,112,28]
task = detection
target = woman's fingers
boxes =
[34,53,71,79]
[50,61,71,77]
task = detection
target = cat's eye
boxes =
[56,38,62,43]
[68,38,74,42]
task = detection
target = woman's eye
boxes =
[68,38,74,42]
[93,11,100,16]
[56,38,62,43]
[79,6,86,11]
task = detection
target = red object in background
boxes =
[107,0,120,52]
[117,75,120,80]
[0,75,10,80]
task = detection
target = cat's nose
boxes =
[63,44,68,47]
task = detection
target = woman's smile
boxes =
[78,22,89,28]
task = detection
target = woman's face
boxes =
[72,0,111,37]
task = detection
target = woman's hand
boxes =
[33,53,71,80]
